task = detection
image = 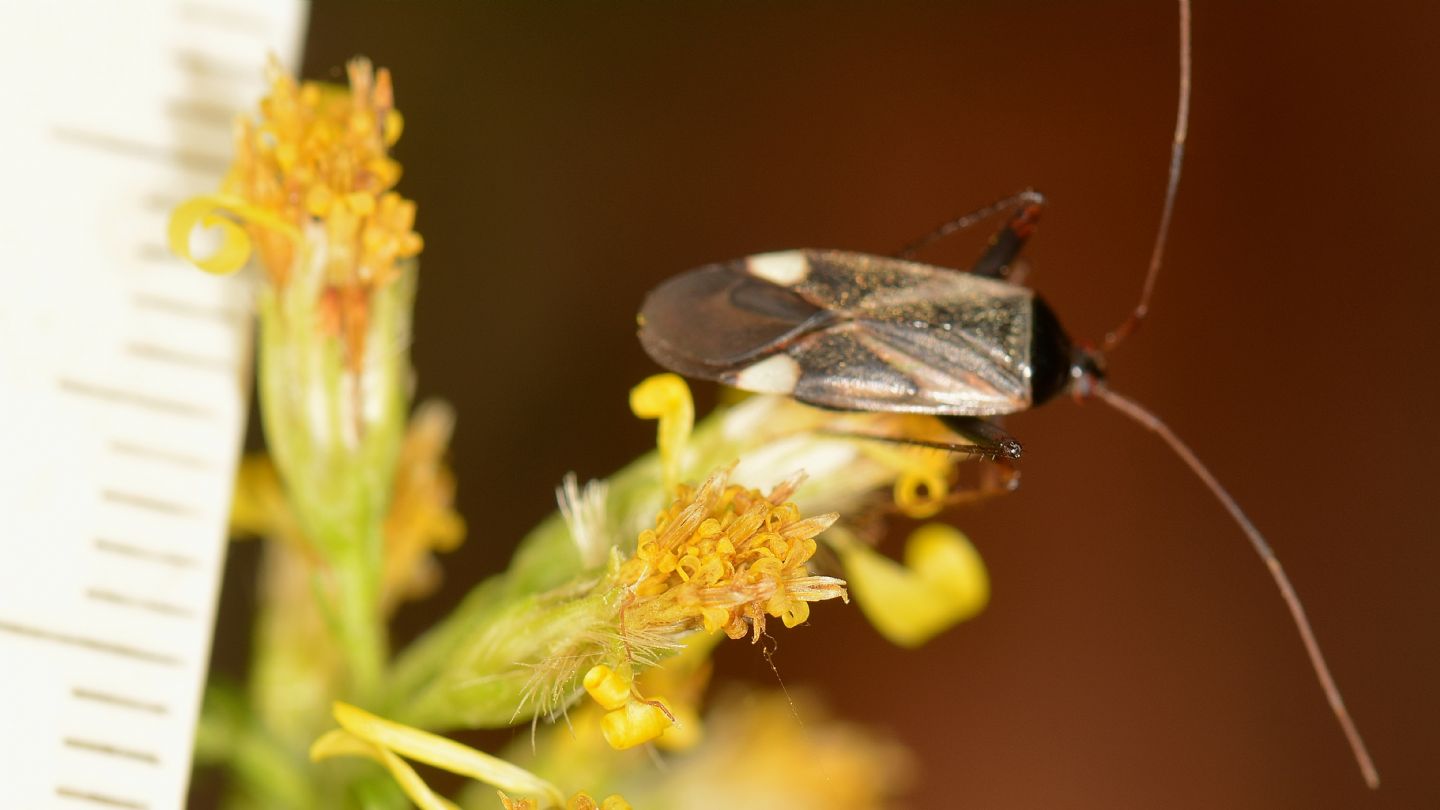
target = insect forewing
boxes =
[639,249,1038,416]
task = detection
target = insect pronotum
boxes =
[635,0,1380,788]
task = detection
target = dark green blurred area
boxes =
[202,2,1440,807]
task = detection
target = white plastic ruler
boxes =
[0,2,306,807]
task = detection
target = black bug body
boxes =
[638,248,1076,422]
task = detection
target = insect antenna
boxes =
[1102,0,1192,353]
[1093,384,1379,789]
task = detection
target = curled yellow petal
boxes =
[166,194,300,275]
[629,373,693,495]
[893,465,950,519]
[839,523,988,648]
[331,702,564,807]
[167,197,251,274]
[311,729,460,810]
[600,699,674,750]
[583,665,631,712]
[890,448,952,518]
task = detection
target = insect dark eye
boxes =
[639,262,825,370]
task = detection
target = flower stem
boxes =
[333,538,387,706]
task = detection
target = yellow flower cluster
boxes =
[226,58,418,287]
[621,470,847,642]
[168,57,421,378]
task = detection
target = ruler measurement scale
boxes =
[0,2,306,807]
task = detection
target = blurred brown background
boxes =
[207,1,1439,807]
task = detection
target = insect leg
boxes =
[912,416,1024,506]
[939,415,1024,460]
[966,196,1045,280]
[948,458,1022,507]
[896,190,1046,282]
[1003,257,1033,286]
[820,416,1022,508]
[823,416,1022,461]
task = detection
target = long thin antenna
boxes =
[1103,0,1192,352]
[1094,385,1379,789]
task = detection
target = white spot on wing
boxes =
[732,354,802,394]
[746,251,810,286]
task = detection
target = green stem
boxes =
[328,519,388,706]
[196,683,319,809]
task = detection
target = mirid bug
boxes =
[635,0,1379,789]
[637,203,1061,463]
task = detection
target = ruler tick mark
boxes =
[165,97,237,129]
[0,620,181,667]
[55,787,147,809]
[135,242,175,265]
[108,440,215,471]
[51,126,228,173]
[63,737,161,765]
[94,538,200,569]
[132,292,244,324]
[86,589,195,619]
[174,49,255,83]
[71,687,169,715]
[125,341,235,374]
[140,191,183,213]
[102,489,201,518]
[59,378,215,420]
